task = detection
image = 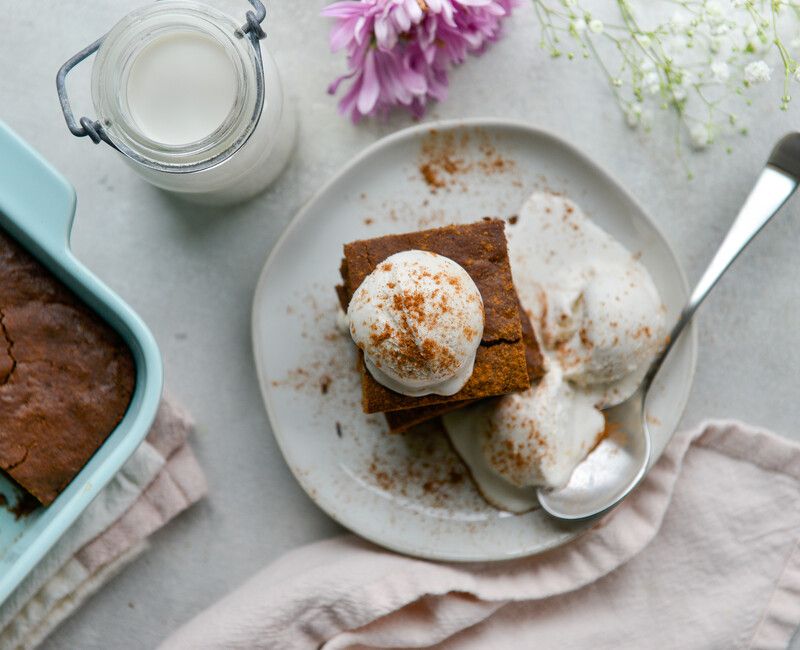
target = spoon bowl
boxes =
[538,132,800,520]
[538,389,649,519]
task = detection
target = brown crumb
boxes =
[320,375,332,395]
[10,492,38,519]
[507,214,518,225]
[335,422,343,438]
[419,163,445,189]
[364,217,374,225]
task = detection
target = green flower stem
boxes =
[531,0,800,155]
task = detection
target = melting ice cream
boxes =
[443,193,665,512]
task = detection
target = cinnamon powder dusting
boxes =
[418,128,517,192]
[366,277,461,379]
[365,421,469,506]
[320,375,332,395]
[420,163,446,189]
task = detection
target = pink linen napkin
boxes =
[0,399,207,650]
[162,420,800,650]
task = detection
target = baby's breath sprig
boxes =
[532,0,800,170]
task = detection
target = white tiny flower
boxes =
[670,11,689,31]
[711,23,729,36]
[672,86,688,102]
[791,36,800,51]
[571,18,587,33]
[705,1,724,21]
[589,19,604,34]
[795,67,800,82]
[611,77,623,87]
[690,123,711,149]
[635,33,650,47]
[744,60,771,84]
[711,61,730,83]
[564,0,576,6]
[625,102,643,128]
[643,71,660,95]
[640,58,655,73]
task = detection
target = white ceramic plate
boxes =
[252,118,696,561]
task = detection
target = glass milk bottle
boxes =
[57,0,295,206]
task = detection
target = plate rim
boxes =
[251,117,698,561]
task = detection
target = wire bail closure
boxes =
[56,0,267,157]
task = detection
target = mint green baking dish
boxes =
[0,121,163,605]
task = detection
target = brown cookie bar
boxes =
[339,219,531,414]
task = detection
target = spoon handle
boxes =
[646,134,800,386]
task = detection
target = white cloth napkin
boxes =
[0,400,207,650]
[162,420,800,650]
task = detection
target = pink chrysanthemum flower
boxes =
[323,0,516,122]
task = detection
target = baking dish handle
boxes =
[0,121,77,260]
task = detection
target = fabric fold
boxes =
[162,420,800,650]
[0,399,207,650]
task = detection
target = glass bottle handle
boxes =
[55,0,268,147]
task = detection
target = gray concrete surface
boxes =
[1,1,799,647]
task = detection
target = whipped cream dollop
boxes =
[442,192,665,508]
[444,364,604,513]
[510,192,666,408]
[347,250,484,397]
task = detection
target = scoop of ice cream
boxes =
[347,250,484,397]
[443,364,605,511]
[481,366,604,489]
[442,192,667,506]
[542,262,664,389]
[509,192,665,408]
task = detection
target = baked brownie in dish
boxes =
[338,219,532,414]
[0,228,136,506]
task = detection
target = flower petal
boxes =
[321,1,370,18]
[329,19,357,51]
[357,50,381,115]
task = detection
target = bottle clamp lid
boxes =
[55,0,268,174]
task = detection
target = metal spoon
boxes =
[537,133,800,520]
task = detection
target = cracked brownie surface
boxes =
[0,227,135,506]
